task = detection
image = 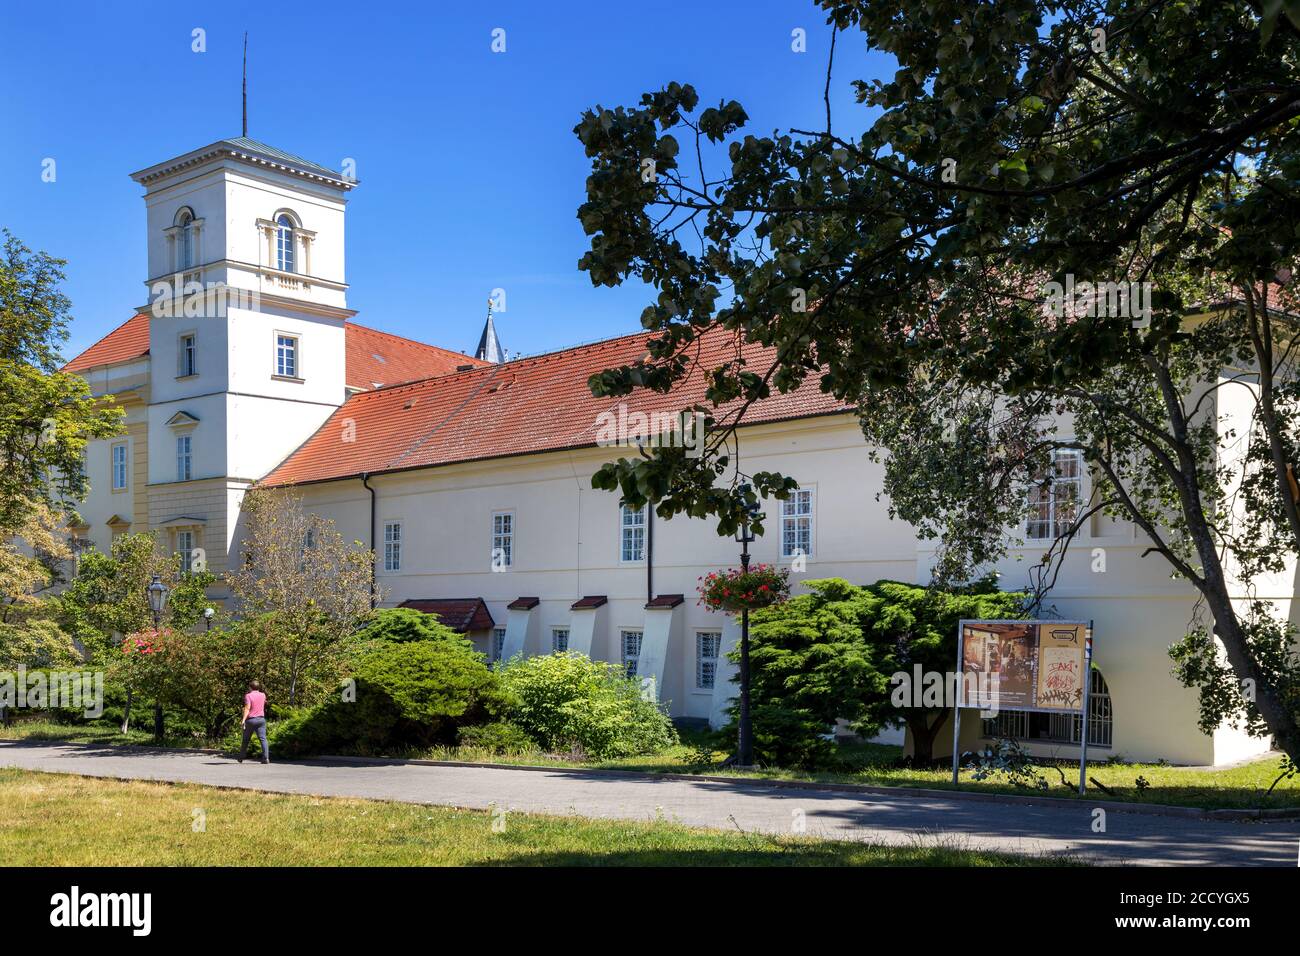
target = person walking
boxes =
[238,680,270,764]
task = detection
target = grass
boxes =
[0,768,1064,866]
[8,717,1298,812]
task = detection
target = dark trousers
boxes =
[241,717,268,761]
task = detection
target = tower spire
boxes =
[241,32,248,137]
[476,298,505,364]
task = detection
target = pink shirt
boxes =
[244,691,266,719]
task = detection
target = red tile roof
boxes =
[261,325,853,487]
[398,598,495,633]
[345,322,487,390]
[62,314,151,371]
[62,315,485,387]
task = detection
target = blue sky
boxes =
[0,0,885,361]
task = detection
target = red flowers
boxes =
[697,564,790,612]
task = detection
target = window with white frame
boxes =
[621,629,643,677]
[491,511,513,569]
[111,443,127,491]
[276,334,299,378]
[176,530,194,574]
[1026,449,1084,540]
[619,503,645,562]
[383,521,402,572]
[175,435,192,481]
[551,627,570,653]
[275,215,295,273]
[491,628,506,663]
[781,488,814,558]
[179,333,197,377]
[696,631,722,690]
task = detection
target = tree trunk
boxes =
[120,686,132,734]
[908,710,948,765]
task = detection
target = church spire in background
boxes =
[476,298,506,364]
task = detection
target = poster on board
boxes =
[958,620,1088,713]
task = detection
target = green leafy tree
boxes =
[573,1,1300,762]
[228,488,376,704]
[353,607,463,645]
[0,231,123,531]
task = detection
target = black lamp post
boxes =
[734,485,760,768]
[146,575,168,742]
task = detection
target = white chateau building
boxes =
[64,138,1280,767]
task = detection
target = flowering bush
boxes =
[121,628,169,655]
[697,564,790,612]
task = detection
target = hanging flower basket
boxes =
[697,564,790,613]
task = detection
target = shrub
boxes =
[498,652,678,759]
[273,640,504,757]
[353,608,464,646]
[457,719,538,754]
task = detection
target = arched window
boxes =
[982,667,1113,748]
[177,209,194,269]
[276,215,296,273]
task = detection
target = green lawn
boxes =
[7,717,1297,812]
[0,768,1063,866]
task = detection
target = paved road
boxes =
[2,741,1298,865]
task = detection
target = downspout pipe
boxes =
[646,506,654,604]
[361,472,377,609]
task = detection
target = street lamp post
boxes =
[146,575,169,742]
[734,486,760,768]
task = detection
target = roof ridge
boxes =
[347,321,483,363]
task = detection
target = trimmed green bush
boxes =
[272,639,504,756]
[353,607,464,645]
[498,652,678,758]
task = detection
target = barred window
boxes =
[696,631,721,689]
[551,627,569,653]
[621,629,643,677]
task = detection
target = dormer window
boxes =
[276,215,296,273]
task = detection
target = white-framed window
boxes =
[383,521,402,572]
[491,627,507,663]
[1027,449,1084,540]
[781,488,814,558]
[551,627,570,653]
[175,435,192,481]
[696,631,722,690]
[619,502,645,562]
[176,529,194,574]
[178,210,194,270]
[621,629,643,677]
[275,333,299,378]
[179,333,197,377]
[275,215,295,273]
[491,511,514,570]
[111,443,127,491]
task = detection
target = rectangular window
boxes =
[179,333,197,377]
[621,629,643,677]
[1026,449,1084,540]
[175,435,192,481]
[491,627,507,663]
[276,334,299,378]
[696,631,722,690]
[781,488,814,558]
[619,503,645,562]
[176,530,194,574]
[383,521,402,572]
[551,627,570,653]
[111,443,127,491]
[491,511,513,570]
